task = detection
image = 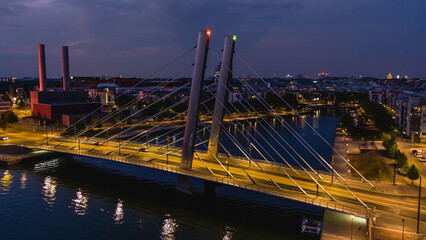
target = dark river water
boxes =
[0,109,338,240]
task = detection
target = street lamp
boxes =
[43,120,48,145]
[402,219,405,240]
[166,135,169,165]
[351,215,354,240]
[226,155,229,176]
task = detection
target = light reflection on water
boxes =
[0,170,13,194]
[160,214,178,240]
[113,199,124,224]
[71,189,89,215]
[34,159,59,172]
[20,171,27,189]
[222,226,235,240]
[42,176,57,206]
[313,110,320,129]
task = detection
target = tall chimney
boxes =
[38,44,47,91]
[62,46,70,91]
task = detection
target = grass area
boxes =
[349,150,393,182]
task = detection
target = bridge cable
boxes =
[53,64,194,148]
[208,49,366,206]
[200,104,283,189]
[227,56,371,208]
[236,53,376,190]
[83,93,189,152]
[43,46,196,145]
[214,56,346,182]
[106,96,215,155]
[198,119,256,184]
[203,87,313,196]
[70,82,191,150]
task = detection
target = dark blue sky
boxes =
[1,0,425,78]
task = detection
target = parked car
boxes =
[140,147,149,152]
[419,157,426,162]
[416,153,423,158]
[0,136,8,140]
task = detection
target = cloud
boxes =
[0,1,28,15]
[1,0,426,77]
[64,39,95,48]
[115,46,172,57]
[0,46,34,55]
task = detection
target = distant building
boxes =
[214,64,221,83]
[389,94,426,143]
[387,73,393,79]
[369,90,383,104]
[0,101,11,112]
[31,91,99,122]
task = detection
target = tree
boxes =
[387,142,398,157]
[341,113,355,133]
[407,164,420,183]
[395,150,408,168]
[16,98,25,108]
[4,111,18,123]
[0,111,18,133]
[382,136,396,150]
[0,121,6,133]
[383,137,398,157]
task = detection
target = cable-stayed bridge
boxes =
[9,30,426,227]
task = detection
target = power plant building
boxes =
[30,44,99,123]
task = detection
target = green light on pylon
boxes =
[232,35,237,41]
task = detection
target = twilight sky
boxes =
[1,0,425,78]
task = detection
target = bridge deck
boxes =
[21,138,370,218]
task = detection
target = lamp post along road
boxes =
[417,177,422,234]
[402,219,405,240]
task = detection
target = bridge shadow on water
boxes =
[10,156,324,239]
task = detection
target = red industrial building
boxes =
[30,44,99,124]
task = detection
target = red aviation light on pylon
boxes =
[206,29,211,36]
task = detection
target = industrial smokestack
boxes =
[38,44,47,91]
[62,46,70,91]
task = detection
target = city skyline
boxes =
[1,0,426,78]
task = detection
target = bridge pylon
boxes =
[206,35,236,160]
[180,29,211,171]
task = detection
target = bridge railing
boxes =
[24,144,368,218]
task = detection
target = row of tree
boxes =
[338,93,398,139]
[383,134,419,183]
[359,98,397,133]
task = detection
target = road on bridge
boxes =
[3,126,426,235]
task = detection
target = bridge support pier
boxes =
[207,35,236,160]
[180,29,211,170]
[203,180,219,196]
[176,175,193,195]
